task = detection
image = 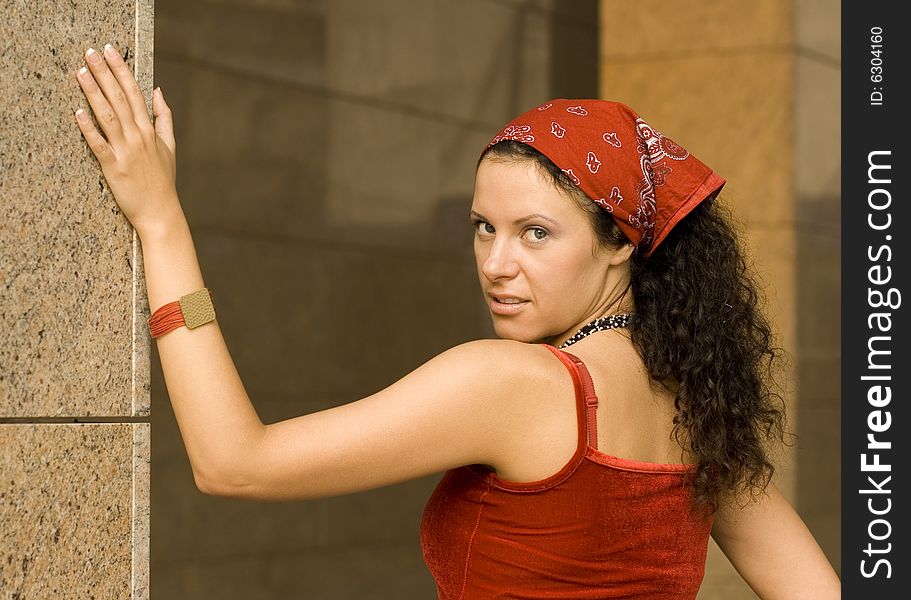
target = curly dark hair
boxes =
[480,140,788,514]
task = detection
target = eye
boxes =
[475,221,495,236]
[522,226,549,242]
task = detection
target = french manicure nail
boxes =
[75,109,88,122]
[86,47,101,63]
[103,43,116,57]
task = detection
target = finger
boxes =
[74,108,115,166]
[152,87,176,153]
[102,44,152,132]
[76,64,123,142]
[84,47,136,134]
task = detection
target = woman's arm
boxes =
[73,44,550,501]
[711,481,841,599]
[74,44,267,491]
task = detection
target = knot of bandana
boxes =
[482,99,726,257]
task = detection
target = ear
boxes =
[607,242,636,266]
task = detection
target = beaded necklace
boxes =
[558,313,633,349]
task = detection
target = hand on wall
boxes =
[74,44,181,237]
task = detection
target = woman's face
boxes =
[471,158,633,346]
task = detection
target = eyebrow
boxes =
[469,210,559,226]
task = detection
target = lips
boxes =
[488,294,530,316]
[488,292,527,303]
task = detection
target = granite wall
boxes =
[0,1,153,598]
[151,1,598,597]
[598,0,841,598]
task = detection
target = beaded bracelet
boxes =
[148,288,217,339]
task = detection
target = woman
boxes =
[74,45,840,598]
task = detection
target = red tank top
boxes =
[420,344,713,599]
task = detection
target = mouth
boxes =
[488,295,530,315]
[492,296,526,304]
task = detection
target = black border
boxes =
[841,1,908,595]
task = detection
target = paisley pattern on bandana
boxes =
[489,124,535,145]
[594,187,623,213]
[562,168,581,186]
[586,152,601,174]
[602,132,622,148]
[550,122,566,139]
[483,99,725,257]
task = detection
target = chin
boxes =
[490,320,544,344]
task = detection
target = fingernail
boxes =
[86,47,102,64]
[103,43,116,58]
[75,109,88,122]
[78,66,88,76]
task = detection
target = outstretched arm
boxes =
[73,42,558,503]
[711,481,840,599]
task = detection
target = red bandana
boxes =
[483,99,725,257]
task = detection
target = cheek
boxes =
[534,249,600,300]
[473,241,486,272]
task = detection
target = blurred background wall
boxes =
[150,0,598,597]
[1,1,152,597]
[149,0,839,598]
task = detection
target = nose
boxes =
[479,237,520,281]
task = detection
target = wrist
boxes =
[134,203,188,244]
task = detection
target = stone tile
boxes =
[132,423,151,599]
[600,52,795,227]
[0,423,148,598]
[0,0,152,417]
[600,0,792,57]
[795,56,841,202]
[796,0,841,61]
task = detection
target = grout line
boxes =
[0,417,152,424]
[132,6,152,599]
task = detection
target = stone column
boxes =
[599,1,840,597]
[0,1,153,597]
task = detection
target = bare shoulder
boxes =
[437,338,564,381]
[434,339,573,409]
[435,339,574,460]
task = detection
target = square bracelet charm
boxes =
[178,288,217,329]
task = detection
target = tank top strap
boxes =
[543,345,600,451]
